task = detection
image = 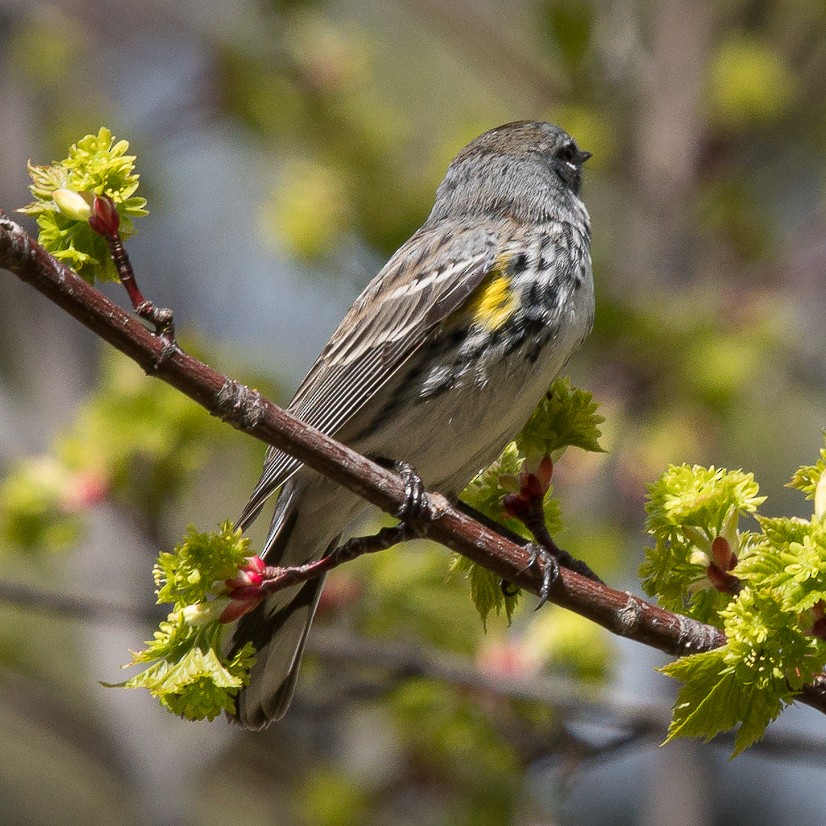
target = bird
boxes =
[230,121,594,728]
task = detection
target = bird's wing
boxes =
[237,223,499,527]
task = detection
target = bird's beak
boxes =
[577,150,592,164]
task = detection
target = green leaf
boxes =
[641,464,765,623]
[449,554,520,629]
[154,521,252,608]
[113,522,261,721]
[755,515,811,548]
[647,432,826,754]
[645,464,764,538]
[788,433,826,503]
[663,649,746,740]
[662,586,826,756]
[662,648,784,757]
[515,377,604,461]
[123,628,255,721]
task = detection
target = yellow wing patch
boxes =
[467,264,519,331]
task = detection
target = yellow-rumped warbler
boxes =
[231,121,594,727]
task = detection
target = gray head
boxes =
[427,121,591,225]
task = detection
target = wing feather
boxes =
[237,222,498,527]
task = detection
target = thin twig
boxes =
[0,579,162,624]
[88,195,175,338]
[259,524,414,593]
[305,627,826,766]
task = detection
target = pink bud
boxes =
[62,470,110,512]
[235,569,263,587]
[476,640,533,677]
[244,556,266,574]
[225,556,268,591]
[223,584,262,600]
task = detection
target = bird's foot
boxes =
[521,543,561,609]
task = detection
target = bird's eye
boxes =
[557,143,578,163]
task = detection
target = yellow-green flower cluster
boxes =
[119,522,257,721]
[19,127,148,282]
[644,436,826,755]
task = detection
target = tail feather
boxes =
[231,479,343,729]
[231,573,328,728]
[229,475,360,727]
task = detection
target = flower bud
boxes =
[182,601,223,626]
[245,555,266,574]
[53,188,92,221]
[537,455,554,489]
[88,195,120,237]
[711,535,735,571]
[219,594,264,623]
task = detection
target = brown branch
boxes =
[1,214,825,717]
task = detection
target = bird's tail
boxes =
[228,477,354,728]
[230,574,330,728]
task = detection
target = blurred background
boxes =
[1,0,825,823]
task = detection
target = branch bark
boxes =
[1,214,825,716]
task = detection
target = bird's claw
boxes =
[521,543,560,609]
[393,461,427,522]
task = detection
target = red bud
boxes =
[244,556,266,573]
[711,536,734,571]
[223,584,262,600]
[62,470,109,511]
[537,455,554,488]
[503,493,530,518]
[706,561,740,594]
[88,195,120,237]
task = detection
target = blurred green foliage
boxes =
[707,36,796,130]
[0,342,254,552]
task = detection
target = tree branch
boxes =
[1,214,825,716]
